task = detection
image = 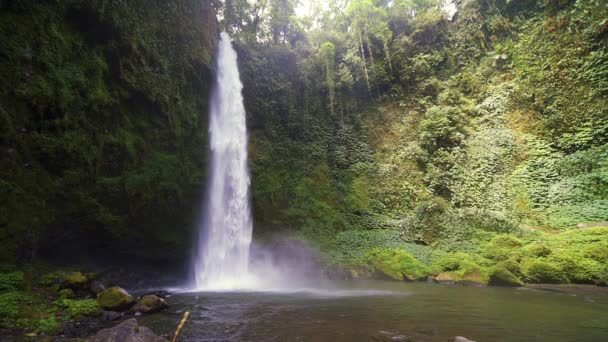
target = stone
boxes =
[90,318,167,342]
[132,295,169,314]
[426,276,437,283]
[90,280,106,295]
[100,310,123,321]
[97,286,135,311]
[450,336,477,342]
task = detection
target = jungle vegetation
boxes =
[1,2,607,331]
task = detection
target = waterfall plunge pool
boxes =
[139,280,608,342]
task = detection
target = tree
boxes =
[320,42,337,117]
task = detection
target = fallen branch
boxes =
[171,311,190,342]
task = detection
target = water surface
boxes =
[140,281,608,341]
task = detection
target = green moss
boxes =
[520,243,552,258]
[482,235,523,261]
[366,248,429,280]
[521,259,567,283]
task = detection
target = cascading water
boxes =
[193,32,253,290]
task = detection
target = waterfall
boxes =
[193,32,253,290]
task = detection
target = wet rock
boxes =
[403,274,417,282]
[100,310,123,321]
[450,336,477,342]
[97,286,135,311]
[90,318,167,342]
[143,290,170,298]
[90,280,106,295]
[132,295,169,314]
[426,276,437,283]
[61,317,105,338]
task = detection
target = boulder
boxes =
[90,318,167,342]
[451,337,477,342]
[97,286,135,311]
[436,272,460,284]
[90,280,106,295]
[426,276,437,283]
[132,295,169,314]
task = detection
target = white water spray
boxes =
[193,32,254,290]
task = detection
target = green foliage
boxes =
[55,299,100,319]
[0,292,31,321]
[0,0,217,262]
[0,271,24,292]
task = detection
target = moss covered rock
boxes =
[97,287,134,311]
[461,269,489,286]
[489,266,524,287]
[366,248,429,280]
[62,272,87,289]
[436,272,461,284]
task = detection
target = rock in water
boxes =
[90,318,167,342]
[132,295,169,314]
[451,336,477,342]
[97,286,135,311]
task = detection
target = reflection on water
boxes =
[140,281,608,342]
